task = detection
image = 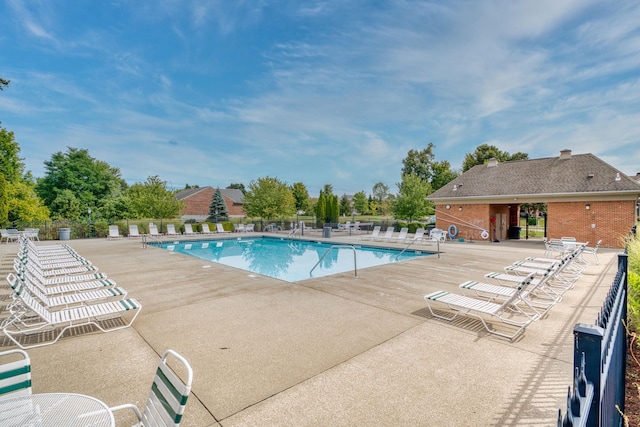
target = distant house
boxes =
[427,149,640,248]
[175,187,245,222]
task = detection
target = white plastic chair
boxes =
[110,350,193,426]
[582,240,602,265]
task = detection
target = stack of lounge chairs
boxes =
[1,235,141,349]
[424,243,589,340]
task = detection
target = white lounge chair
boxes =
[15,261,108,286]
[15,257,98,278]
[245,223,255,232]
[216,223,230,233]
[410,228,426,243]
[108,225,122,240]
[392,227,409,242]
[7,273,127,310]
[18,250,92,270]
[299,221,316,233]
[201,223,214,234]
[459,272,554,319]
[234,224,246,233]
[148,224,163,237]
[128,225,141,238]
[110,349,193,427]
[18,236,74,255]
[362,226,381,241]
[424,274,536,340]
[1,285,141,349]
[375,226,395,241]
[184,224,199,235]
[0,349,32,399]
[166,224,180,236]
[13,268,117,295]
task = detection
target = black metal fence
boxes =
[558,253,628,427]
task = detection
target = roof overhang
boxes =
[428,191,640,205]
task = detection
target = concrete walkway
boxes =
[0,233,619,426]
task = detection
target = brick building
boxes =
[428,150,640,248]
[175,187,245,222]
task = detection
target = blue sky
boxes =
[1,1,639,197]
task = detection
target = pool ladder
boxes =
[395,238,440,259]
[310,245,358,278]
[141,234,162,248]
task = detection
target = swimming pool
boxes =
[155,237,433,282]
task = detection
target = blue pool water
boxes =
[155,237,433,282]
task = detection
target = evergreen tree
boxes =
[339,194,351,216]
[315,190,326,223]
[208,188,229,222]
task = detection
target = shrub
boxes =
[627,234,640,331]
[93,219,109,237]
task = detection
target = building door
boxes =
[496,213,507,241]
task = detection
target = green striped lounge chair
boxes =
[0,349,31,399]
[17,261,107,285]
[13,269,116,295]
[6,273,127,310]
[110,349,193,426]
[424,274,536,341]
[1,286,141,349]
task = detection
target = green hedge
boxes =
[628,234,640,332]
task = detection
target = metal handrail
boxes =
[396,239,416,259]
[396,238,441,259]
[310,245,358,278]
[141,234,162,248]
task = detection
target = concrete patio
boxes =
[0,233,619,426]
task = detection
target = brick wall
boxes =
[436,200,634,247]
[435,204,492,241]
[547,200,635,248]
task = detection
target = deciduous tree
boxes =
[291,182,309,214]
[392,174,433,222]
[431,160,459,190]
[462,144,528,172]
[0,126,49,223]
[227,183,246,194]
[243,176,295,220]
[125,176,184,220]
[36,147,126,219]
[352,191,369,214]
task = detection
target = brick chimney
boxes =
[559,149,572,160]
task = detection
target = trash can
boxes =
[58,228,71,241]
[508,226,521,240]
[323,226,332,238]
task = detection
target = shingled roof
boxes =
[175,187,244,203]
[428,150,640,203]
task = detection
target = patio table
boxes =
[0,392,114,426]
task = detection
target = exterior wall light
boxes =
[585,204,590,210]
[458,206,463,211]
[445,204,451,210]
